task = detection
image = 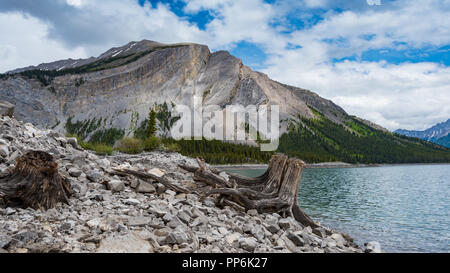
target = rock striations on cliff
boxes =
[0,39,349,141]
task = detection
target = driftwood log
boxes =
[0,151,71,210]
[112,167,192,194]
[179,154,320,229]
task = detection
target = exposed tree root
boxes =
[0,151,71,210]
[180,154,320,228]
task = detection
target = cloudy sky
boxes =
[0,0,449,131]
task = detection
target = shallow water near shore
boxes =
[225,164,450,253]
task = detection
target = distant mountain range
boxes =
[1,39,449,163]
[395,119,450,148]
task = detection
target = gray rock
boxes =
[177,211,191,224]
[5,207,16,215]
[124,198,141,206]
[60,221,75,231]
[167,218,183,229]
[247,209,258,216]
[312,227,327,238]
[166,231,189,245]
[137,181,156,193]
[330,233,347,248]
[0,234,11,249]
[165,189,176,196]
[108,179,125,193]
[264,220,280,234]
[218,227,229,235]
[86,170,102,182]
[278,218,292,230]
[364,241,382,253]
[12,230,38,243]
[128,216,151,227]
[68,167,82,177]
[96,232,154,253]
[203,198,215,207]
[66,137,79,149]
[287,232,305,246]
[238,237,258,252]
[0,143,9,158]
[162,213,174,223]
[155,183,166,195]
[2,134,13,141]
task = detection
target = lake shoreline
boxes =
[213,162,450,170]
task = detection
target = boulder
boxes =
[165,230,190,245]
[108,179,125,193]
[238,237,258,252]
[247,209,258,216]
[330,233,347,248]
[86,170,102,182]
[136,181,156,193]
[286,232,305,246]
[177,211,191,224]
[312,227,327,238]
[0,234,11,249]
[68,167,82,177]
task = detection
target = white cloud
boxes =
[264,55,450,131]
[0,12,86,72]
[0,0,213,72]
[66,0,83,7]
[183,0,287,52]
[262,0,450,130]
[0,0,449,130]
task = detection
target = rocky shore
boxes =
[0,115,376,253]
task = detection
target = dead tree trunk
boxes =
[179,154,319,228]
[0,151,71,210]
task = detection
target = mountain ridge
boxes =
[1,39,449,163]
[395,119,450,148]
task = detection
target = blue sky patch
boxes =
[229,41,268,70]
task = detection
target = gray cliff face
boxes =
[0,39,349,140]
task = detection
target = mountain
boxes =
[1,39,449,163]
[395,119,450,148]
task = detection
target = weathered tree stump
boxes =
[0,151,71,210]
[179,154,320,229]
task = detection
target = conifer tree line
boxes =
[64,104,450,164]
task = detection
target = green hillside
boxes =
[277,109,450,164]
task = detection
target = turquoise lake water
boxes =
[225,164,450,253]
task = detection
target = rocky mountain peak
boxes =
[0,39,370,144]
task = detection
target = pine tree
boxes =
[147,109,157,137]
